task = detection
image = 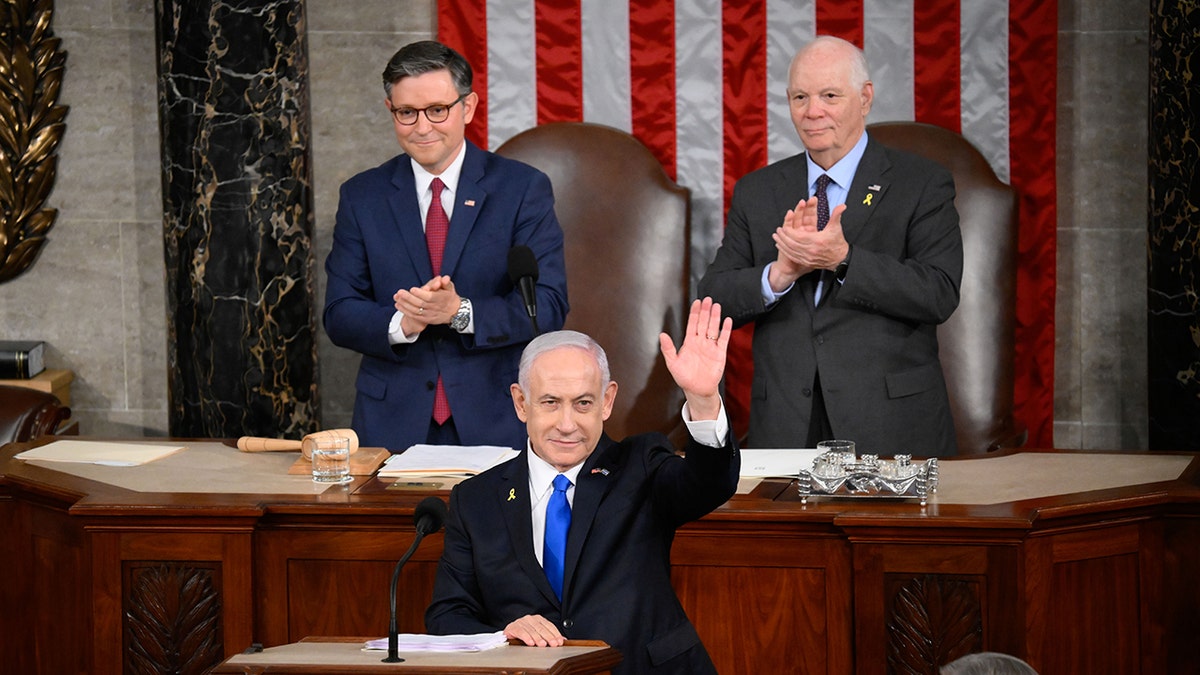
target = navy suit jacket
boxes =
[425,432,740,675]
[324,141,568,451]
[699,135,963,456]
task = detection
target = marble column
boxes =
[1148,3,1199,450]
[155,0,318,438]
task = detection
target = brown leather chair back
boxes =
[497,122,690,440]
[867,121,1026,454]
[0,385,70,445]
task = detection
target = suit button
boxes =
[426,381,435,390]
[802,388,812,397]
[562,619,573,629]
[816,335,825,345]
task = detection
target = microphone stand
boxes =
[381,531,428,663]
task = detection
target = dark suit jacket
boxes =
[425,432,740,675]
[324,141,568,451]
[699,135,963,456]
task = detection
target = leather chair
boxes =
[497,122,691,442]
[867,121,1027,454]
[0,384,71,446]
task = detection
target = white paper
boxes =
[739,448,822,477]
[15,440,186,466]
[363,631,508,652]
[377,444,519,477]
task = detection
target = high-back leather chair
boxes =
[0,385,70,445]
[867,121,1027,454]
[497,122,690,441]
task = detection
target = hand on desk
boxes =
[504,614,565,647]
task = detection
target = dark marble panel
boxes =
[156,0,318,438]
[1148,3,1200,450]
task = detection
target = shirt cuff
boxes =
[760,263,793,306]
[387,311,418,344]
[681,400,730,448]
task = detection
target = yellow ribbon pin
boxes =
[862,193,874,206]
[507,488,516,501]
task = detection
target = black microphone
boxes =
[507,245,540,335]
[382,496,448,663]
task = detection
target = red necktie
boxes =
[427,178,451,425]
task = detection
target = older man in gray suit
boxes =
[699,35,963,457]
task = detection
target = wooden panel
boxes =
[284,558,438,641]
[852,542,1019,675]
[673,529,853,674]
[255,526,446,646]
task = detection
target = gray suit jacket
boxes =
[699,135,963,456]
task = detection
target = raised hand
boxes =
[658,297,732,421]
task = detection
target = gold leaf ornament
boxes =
[0,0,68,284]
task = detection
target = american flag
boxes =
[438,0,1056,447]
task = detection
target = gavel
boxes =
[236,428,360,460]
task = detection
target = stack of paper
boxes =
[15,440,186,467]
[364,631,508,652]
[377,444,519,478]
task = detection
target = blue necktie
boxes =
[543,474,571,600]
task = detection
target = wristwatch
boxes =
[449,297,472,332]
[835,245,852,282]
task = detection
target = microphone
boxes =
[507,245,540,335]
[382,496,448,663]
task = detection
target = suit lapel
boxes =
[498,451,561,605]
[387,159,436,280]
[837,137,892,247]
[439,141,486,276]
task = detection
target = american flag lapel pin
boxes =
[464,199,476,207]
[590,468,609,476]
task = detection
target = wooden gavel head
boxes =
[300,428,360,459]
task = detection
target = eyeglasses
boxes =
[388,93,470,126]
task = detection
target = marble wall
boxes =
[1055,0,1150,449]
[0,0,1153,450]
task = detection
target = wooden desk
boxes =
[2,440,1198,675]
[210,637,620,674]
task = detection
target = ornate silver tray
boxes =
[797,451,938,505]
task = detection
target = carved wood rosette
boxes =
[886,574,983,675]
[123,562,225,675]
[0,0,67,284]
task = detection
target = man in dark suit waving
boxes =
[426,298,739,675]
[699,35,964,457]
[324,41,568,452]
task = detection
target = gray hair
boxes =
[941,653,1039,675]
[797,35,871,91]
[382,40,473,98]
[518,330,611,395]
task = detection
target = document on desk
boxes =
[739,448,822,477]
[377,444,519,477]
[15,440,186,466]
[363,631,508,652]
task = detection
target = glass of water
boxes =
[311,436,352,484]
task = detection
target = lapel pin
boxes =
[862,194,874,206]
[590,468,609,476]
[507,488,516,501]
[464,199,476,207]
[868,184,881,191]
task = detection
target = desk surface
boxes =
[211,638,620,674]
[4,438,1197,515]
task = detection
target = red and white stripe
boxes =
[439,0,1056,447]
